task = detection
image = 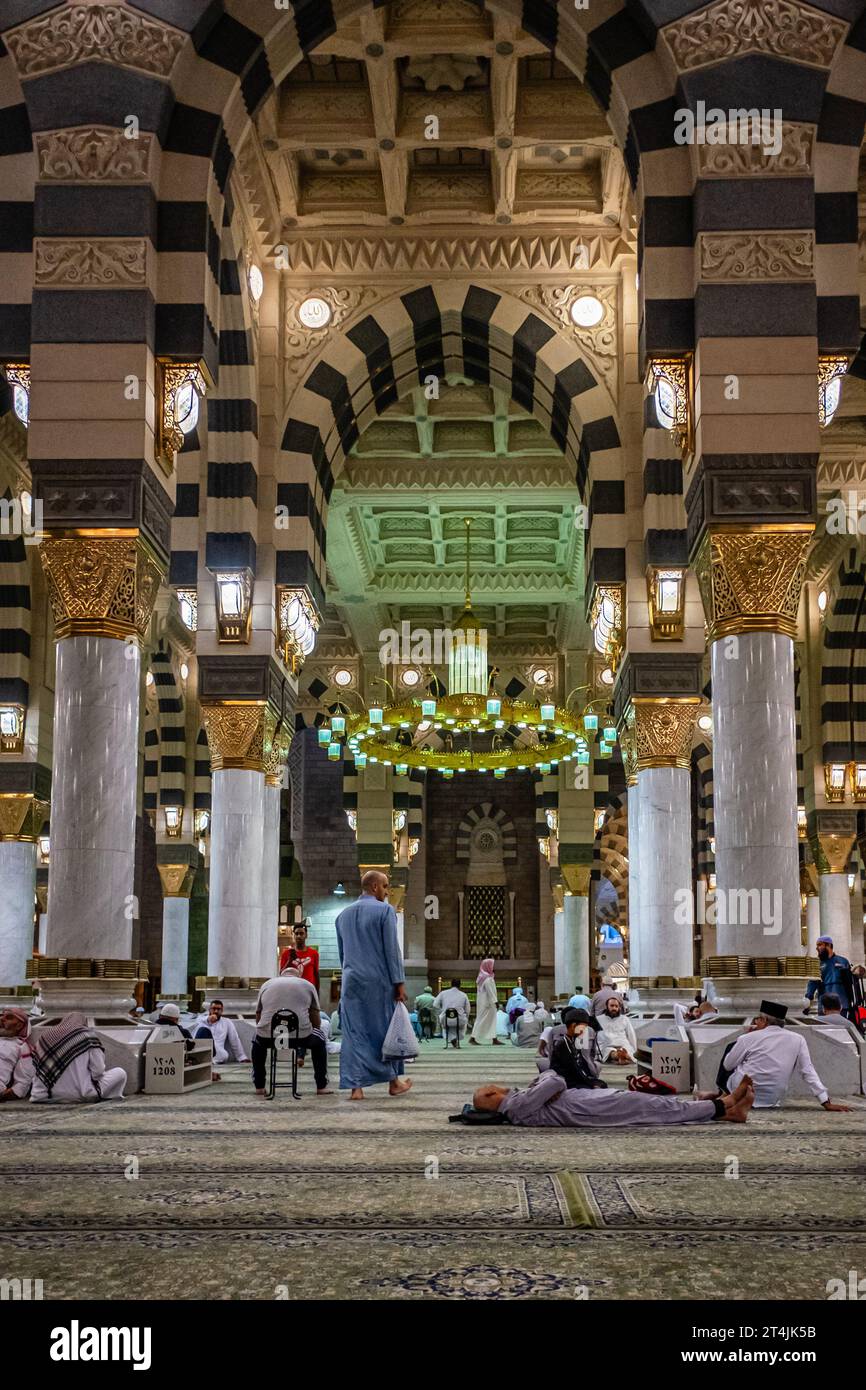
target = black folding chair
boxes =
[266,1008,302,1100]
[443,1006,461,1049]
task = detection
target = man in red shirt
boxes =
[279,921,320,991]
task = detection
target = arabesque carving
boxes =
[35,238,147,287]
[693,529,812,641]
[6,4,185,78]
[36,127,153,181]
[663,0,845,71]
[696,124,814,176]
[201,704,278,774]
[516,283,617,397]
[698,231,813,282]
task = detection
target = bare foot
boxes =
[297,1056,305,1067]
[349,1088,365,1100]
[212,1072,222,1082]
[389,1078,413,1096]
[255,1089,266,1098]
[727,1075,751,1106]
[316,1088,333,1095]
[723,1087,755,1123]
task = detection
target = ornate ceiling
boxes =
[324,379,584,660]
[249,0,628,236]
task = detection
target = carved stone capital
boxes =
[0,794,49,842]
[662,0,846,72]
[5,5,185,79]
[200,703,278,774]
[627,699,701,771]
[39,535,164,641]
[692,528,812,641]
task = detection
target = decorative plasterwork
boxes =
[627,700,701,771]
[404,54,484,89]
[35,126,153,182]
[5,4,186,78]
[34,237,148,288]
[517,283,617,397]
[284,283,409,391]
[695,124,814,177]
[367,571,576,594]
[698,231,814,282]
[279,232,635,277]
[663,0,846,71]
[342,460,576,491]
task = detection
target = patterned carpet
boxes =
[3,1044,865,1301]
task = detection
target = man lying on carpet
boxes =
[471,1069,755,1125]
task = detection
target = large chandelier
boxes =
[317,520,618,778]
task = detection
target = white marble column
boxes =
[260,779,281,978]
[627,781,641,977]
[554,907,565,993]
[818,873,852,959]
[636,766,694,978]
[0,841,37,984]
[562,893,589,995]
[712,633,801,956]
[161,896,190,996]
[805,894,821,955]
[208,768,265,977]
[47,635,139,958]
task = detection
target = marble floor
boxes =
[2,1044,865,1301]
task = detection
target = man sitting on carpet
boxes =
[193,999,248,1081]
[596,994,638,1064]
[0,1007,34,1101]
[472,1069,755,1125]
[714,1000,850,1110]
[548,1008,606,1090]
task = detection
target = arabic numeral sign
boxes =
[152,1055,176,1076]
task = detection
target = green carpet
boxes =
[2,1044,864,1300]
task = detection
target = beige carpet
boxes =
[3,1043,865,1300]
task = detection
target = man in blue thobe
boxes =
[804,936,854,1016]
[335,870,413,1099]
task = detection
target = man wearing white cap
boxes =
[718,1000,850,1110]
[803,937,854,1018]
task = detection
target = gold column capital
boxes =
[800,862,818,896]
[561,864,592,896]
[263,724,293,787]
[39,533,164,642]
[0,794,49,842]
[157,863,196,898]
[810,832,855,876]
[693,526,812,642]
[619,726,638,785]
[201,702,278,773]
[626,698,701,771]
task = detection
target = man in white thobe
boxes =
[435,979,471,1046]
[719,1001,850,1110]
[597,996,638,1062]
[193,1000,248,1067]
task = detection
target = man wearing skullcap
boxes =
[803,937,855,1018]
[718,1001,850,1110]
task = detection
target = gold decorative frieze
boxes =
[693,528,812,641]
[696,123,814,177]
[663,0,846,71]
[698,231,814,282]
[35,126,154,181]
[0,794,49,843]
[40,535,164,642]
[157,864,196,899]
[628,699,701,771]
[200,703,278,774]
[5,5,185,78]
[811,832,855,876]
[34,237,148,288]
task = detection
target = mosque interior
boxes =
[0,0,865,1307]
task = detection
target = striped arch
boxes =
[456,803,517,863]
[821,548,866,764]
[594,794,628,930]
[0,482,30,710]
[1,1,864,372]
[278,280,622,610]
[693,740,714,879]
[150,645,186,811]
[143,699,159,820]
[194,725,211,813]
[204,191,259,575]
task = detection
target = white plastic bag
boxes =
[382,1001,420,1060]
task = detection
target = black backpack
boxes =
[448,1103,509,1125]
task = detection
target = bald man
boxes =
[335,870,412,1100]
